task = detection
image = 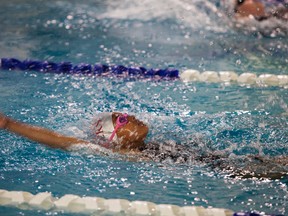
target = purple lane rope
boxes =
[0,58,179,79]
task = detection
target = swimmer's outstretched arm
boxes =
[0,113,89,149]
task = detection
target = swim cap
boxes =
[92,112,119,143]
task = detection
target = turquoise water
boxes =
[0,0,288,215]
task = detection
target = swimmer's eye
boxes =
[236,0,245,6]
[119,116,128,123]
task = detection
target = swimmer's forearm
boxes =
[4,117,88,149]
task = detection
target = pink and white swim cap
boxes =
[92,112,129,144]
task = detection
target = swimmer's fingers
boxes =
[0,113,8,129]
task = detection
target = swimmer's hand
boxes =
[0,113,8,129]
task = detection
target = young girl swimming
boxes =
[0,112,149,153]
[0,112,287,179]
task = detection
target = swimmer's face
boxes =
[234,0,265,18]
[112,112,149,150]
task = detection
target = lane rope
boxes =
[180,70,288,88]
[1,58,287,88]
[0,189,280,216]
[0,58,179,79]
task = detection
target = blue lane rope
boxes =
[2,58,288,88]
[0,58,179,79]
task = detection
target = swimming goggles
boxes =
[109,113,129,141]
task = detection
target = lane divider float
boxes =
[1,58,287,87]
[0,58,179,79]
[0,189,278,216]
[180,70,288,87]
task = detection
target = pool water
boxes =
[0,0,288,215]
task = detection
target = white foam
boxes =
[93,0,223,32]
[65,126,86,139]
[67,143,112,156]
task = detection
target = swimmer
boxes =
[234,0,288,21]
[0,112,148,154]
[0,112,287,179]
